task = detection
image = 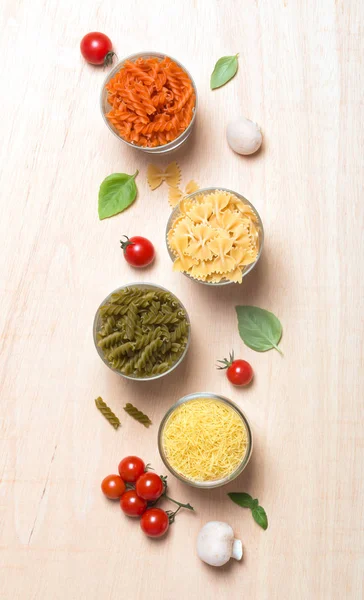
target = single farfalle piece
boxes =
[168,180,200,208]
[185,224,217,261]
[233,199,259,222]
[147,162,181,190]
[209,190,231,218]
[220,210,244,233]
[187,202,213,225]
[208,237,235,274]
[229,224,250,245]
[173,255,199,272]
[189,260,216,280]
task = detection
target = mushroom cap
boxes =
[197,521,236,567]
[226,116,263,155]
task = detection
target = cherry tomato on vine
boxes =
[118,456,145,483]
[80,32,116,66]
[120,236,155,268]
[136,472,164,501]
[140,508,169,538]
[217,351,254,387]
[101,474,126,499]
[120,490,147,517]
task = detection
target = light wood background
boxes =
[1,1,363,598]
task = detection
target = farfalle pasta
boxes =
[168,190,261,283]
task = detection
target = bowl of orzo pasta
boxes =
[166,187,264,286]
[100,52,197,153]
[93,283,191,380]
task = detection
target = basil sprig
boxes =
[228,492,268,530]
[98,170,139,220]
[235,305,283,354]
[210,54,239,89]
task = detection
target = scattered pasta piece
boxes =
[105,57,195,148]
[168,179,200,207]
[147,162,181,190]
[168,190,261,284]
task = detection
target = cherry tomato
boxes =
[227,360,253,386]
[120,236,155,268]
[136,472,164,501]
[217,351,253,386]
[120,490,147,517]
[118,456,145,483]
[80,32,115,66]
[101,474,126,499]
[140,508,169,538]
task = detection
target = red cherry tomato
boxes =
[101,474,126,499]
[120,236,155,268]
[217,351,253,386]
[140,508,169,538]
[136,472,164,501]
[120,490,147,517]
[118,456,145,483]
[227,360,253,386]
[80,32,115,66]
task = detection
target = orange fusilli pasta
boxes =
[105,57,196,148]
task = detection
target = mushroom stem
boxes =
[232,538,243,561]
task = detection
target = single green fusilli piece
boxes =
[109,342,135,359]
[95,397,121,430]
[125,302,138,340]
[123,403,152,428]
[100,304,126,317]
[170,321,188,343]
[142,312,178,325]
[98,330,125,349]
[135,338,162,371]
[150,362,170,375]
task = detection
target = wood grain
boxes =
[1,1,363,598]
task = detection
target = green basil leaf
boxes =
[228,492,255,509]
[210,54,239,89]
[252,498,259,509]
[252,505,268,530]
[235,305,283,355]
[98,170,138,220]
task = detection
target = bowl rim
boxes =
[158,392,253,489]
[100,51,198,151]
[93,282,191,381]
[166,187,265,286]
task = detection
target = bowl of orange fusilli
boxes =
[100,52,197,154]
[166,188,264,286]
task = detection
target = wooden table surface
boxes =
[1,1,363,598]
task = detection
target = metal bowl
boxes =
[158,392,253,488]
[166,187,264,286]
[93,282,191,381]
[100,51,198,154]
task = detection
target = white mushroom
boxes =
[226,116,263,155]
[197,521,243,567]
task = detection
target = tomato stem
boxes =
[120,235,135,251]
[164,494,194,511]
[216,350,235,370]
[104,51,117,67]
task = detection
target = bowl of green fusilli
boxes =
[93,283,191,380]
